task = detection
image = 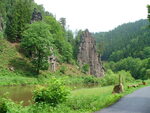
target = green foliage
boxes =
[142,47,150,59]
[44,16,73,63]
[33,78,70,106]
[5,0,32,42]
[73,30,83,59]
[0,68,38,85]
[98,70,134,86]
[0,32,3,39]
[67,87,122,112]
[0,98,24,113]
[21,22,53,74]
[117,70,135,84]
[59,66,67,74]
[0,98,7,113]
[82,64,89,74]
[145,69,150,79]
[94,19,150,61]
[83,76,98,84]
[107,57,150,79]
[148,5,150,22]
[59,17,66,29]
[0,82,148,113]
[0,39,19,68]
[66,30,75,45]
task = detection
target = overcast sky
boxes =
[34,0,149,32]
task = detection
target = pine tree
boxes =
[5,0,32,42]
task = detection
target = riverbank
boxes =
[0,80,149,113]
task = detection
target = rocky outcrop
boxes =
[48,48,57,72]
[0,16,3,31]
[77,29,104,77]
[30,9,57,71]
[31,8,42,23]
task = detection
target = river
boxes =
[0,84,99,106]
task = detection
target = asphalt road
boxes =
[95,86,150,113]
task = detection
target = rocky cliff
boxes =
[77,29,104,77]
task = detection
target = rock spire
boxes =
[77,29,104,77]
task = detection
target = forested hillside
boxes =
[94,19,150,61]
[94,19,150,79]
[0,0,80,72]
[0,0,150,113]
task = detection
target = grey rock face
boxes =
[31,8,42,23]
[77,29,104,77]
[48,48,57,72]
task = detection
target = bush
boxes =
[83,76,98,84]
[98,70,134,86]
[117,70,134,84]
[59,66,67,74]
[99,70,117,86]
[33,78,70,106]
[0,98,7,113]
[82,64,89,74]
[107,57,150,79]
[0,98,23,113]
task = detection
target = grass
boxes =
[1,81,149,113]
[0,38,89,86]
[64,84,145,113]
[0,37,149,113]
[0,38,135,88]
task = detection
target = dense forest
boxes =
[0,0,150,113]
[94,19,150,79]
[0,0,82,73]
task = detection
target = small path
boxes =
[95,86,150,113]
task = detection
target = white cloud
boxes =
[34,0,150,32]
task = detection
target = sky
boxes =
[34,0,149,32]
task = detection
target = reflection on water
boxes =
[0,83,99,106]
[0,85,34,106]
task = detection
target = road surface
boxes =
[95,86,150,113]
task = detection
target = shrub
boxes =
[83,76,98,84]
[33,78,70,106]
[98,70,134,86]
[0,98,7,113]
[117,70,134,84]
[0,98,23,113]
[59,66,67,74]
[82,64,89,74]
[98,70,117,86]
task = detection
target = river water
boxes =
[0,84,99,106]
[0,85,34,106]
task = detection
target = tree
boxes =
[61,41,73,63]
[147,5,150,22]
[21,22,53,74]
[66,30,74,44]
[59,17,66,29]
[93,19,150,61]
[44,16,73,63]
[73,30,83,59]
[97,42,104,58]
[5,0,32,42]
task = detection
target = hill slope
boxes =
[94,19,150,61]
[0,37,88,85]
